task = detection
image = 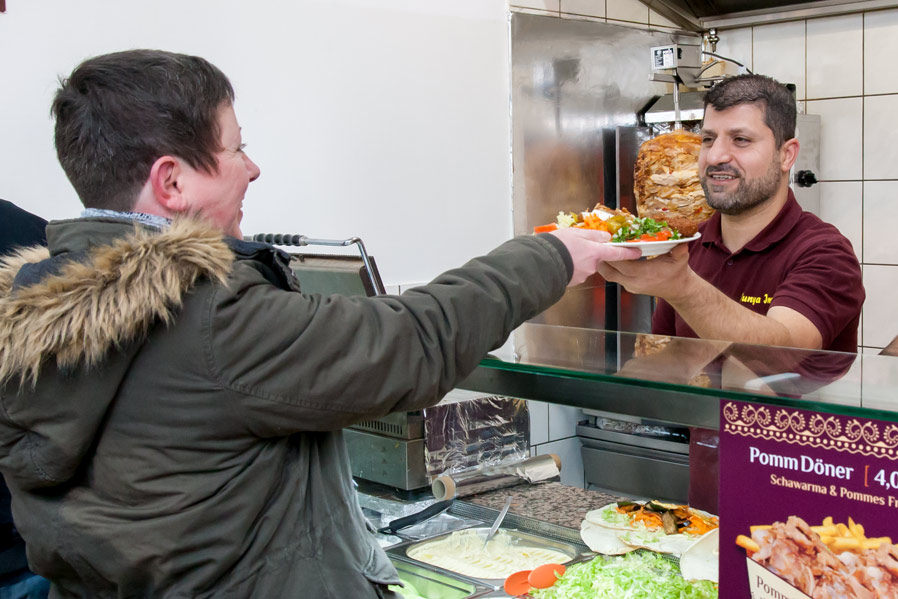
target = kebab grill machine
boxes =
[510,13,820,502]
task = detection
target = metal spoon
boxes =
[483,496,513,548]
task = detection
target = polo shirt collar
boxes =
[700,188,802,255]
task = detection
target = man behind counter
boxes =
[600,74,864,352]
[0,50,638,599]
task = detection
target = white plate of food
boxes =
[606,232,701,257]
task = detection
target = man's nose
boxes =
[245,155,261,182]
[704,138,731,167]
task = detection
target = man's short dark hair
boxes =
[52,50,235,211]
[703,74,796,148]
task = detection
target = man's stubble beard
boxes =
[701,155,783,216]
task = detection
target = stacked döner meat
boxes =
[751,516,898,598]
[634,129,712,238]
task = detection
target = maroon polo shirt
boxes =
[652,190,864,352]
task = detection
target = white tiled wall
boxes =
[559,0,604,19]
[806,97,863,181]
[865,9,898,95]
[512,0,679,30]
[865,95,898,179]
[528,400,587,487]
[863,264,898,347]
[819,182,862,260]
[753,21,807,100]
[864,182,898,264]
[806,15,863,99]
[533,437,587,488]
[715,9,898,352]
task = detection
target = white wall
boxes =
[0,0,511,288]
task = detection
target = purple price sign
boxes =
[719,400,898,597]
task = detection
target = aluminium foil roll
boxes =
[431,453,561,501]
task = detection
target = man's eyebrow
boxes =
[724,126,758,137]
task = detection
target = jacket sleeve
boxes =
[205,234,571,435]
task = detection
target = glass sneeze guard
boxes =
[459,324,898,427]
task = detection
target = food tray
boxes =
[449,501,589,550]
[390,556,493,599]
[388,526,586,590]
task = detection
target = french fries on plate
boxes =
[737,517,892,556]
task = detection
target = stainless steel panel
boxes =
[581,437,690,502]
[350,411,424,440]
[576,423,690,455]
[697,0,898,30]
[511,14,698,332]
[616,126,653,215]
[344,428,428,490]
[649,0,845,18]
[615,126,656,336]
[512,14,691,237]
[644,91,705,124]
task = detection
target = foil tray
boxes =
[387,525,588,591]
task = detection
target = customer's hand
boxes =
[549,228,641,286]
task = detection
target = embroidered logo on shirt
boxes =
[741,293,773,306]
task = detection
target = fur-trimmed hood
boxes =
[0,218,234,387]
[0,218,236,493]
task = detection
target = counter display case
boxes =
[459,323,898,428]
[457,324,898,596]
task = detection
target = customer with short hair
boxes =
[0,50,638,599]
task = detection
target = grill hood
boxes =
[654,0,830,18]
[643,0,898,30]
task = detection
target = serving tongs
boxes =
[372,499,454,536]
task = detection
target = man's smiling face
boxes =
[699,103,784,216]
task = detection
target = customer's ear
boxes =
[150,156,187,213]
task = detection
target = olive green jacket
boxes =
[0,218,571,598]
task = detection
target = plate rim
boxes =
[605,231,701,248]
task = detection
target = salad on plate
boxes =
[533,204,699,256]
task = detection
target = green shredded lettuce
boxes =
[598,506,631,527]
[530,552,717,599]
[611,217,681,243]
